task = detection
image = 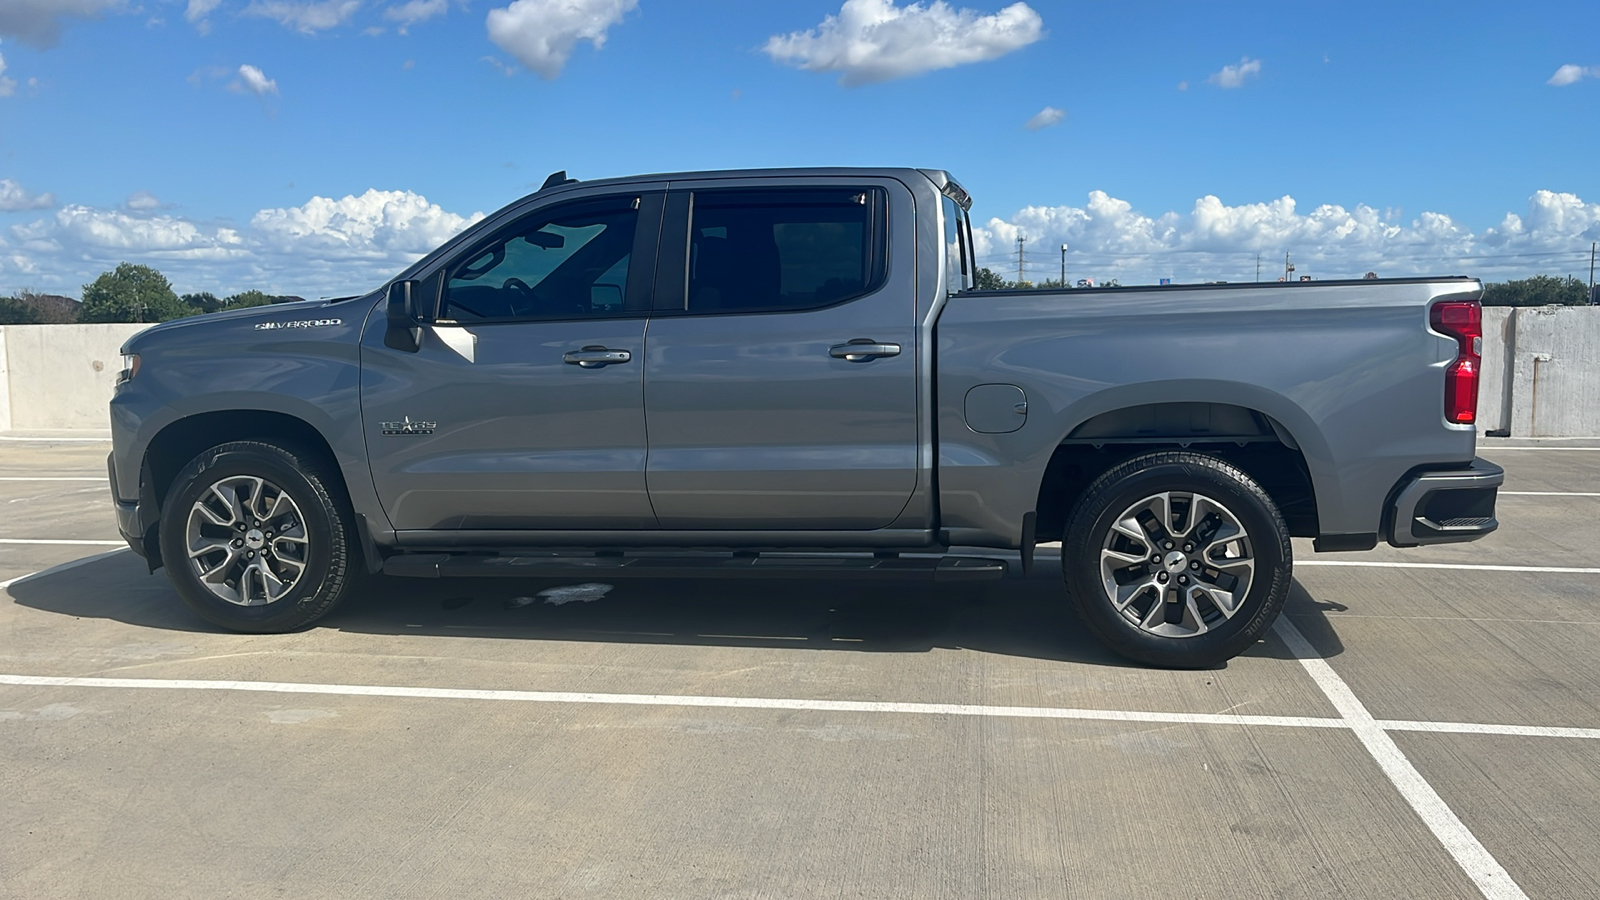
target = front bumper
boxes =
[109,453,147,559]
[1387,457,1504,548]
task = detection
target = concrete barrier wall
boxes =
[0,310,1594,436]
[1508,306,1600,437]
[0,324,150,432]
[1477,306,1514,435]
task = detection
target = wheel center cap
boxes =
[244,529,265,550]
[1163,550,1187,572]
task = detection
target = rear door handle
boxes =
[563,346,632,368]
[829,340,902,362]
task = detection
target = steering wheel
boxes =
[501,277,537,315]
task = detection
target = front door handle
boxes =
[829,340,902,362]
[563,346,632,368]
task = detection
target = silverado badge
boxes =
[381,416,437,435]
[255,318,342,330]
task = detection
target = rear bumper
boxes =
[1386,457,1504,548]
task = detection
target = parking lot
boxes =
[1,437,1596,899]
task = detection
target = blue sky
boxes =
[1,0,1597,297]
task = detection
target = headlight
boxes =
[116,353,140,385]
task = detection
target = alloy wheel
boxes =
[1098,490,1256,638]
[185,475,310,606]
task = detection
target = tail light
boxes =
[1430,300,1481,424]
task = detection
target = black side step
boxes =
[382,553,1008,583]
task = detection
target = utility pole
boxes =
[1590,241,1596,305]
[1256,253,1262,283]
[1284,251,1295,282]
[1060,243,1068,287]
[1015,234,1026,284]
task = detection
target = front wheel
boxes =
[1062,451,1292,668]
[159,441,358,633]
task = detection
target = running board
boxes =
[382,553,1008,582]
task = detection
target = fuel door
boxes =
[964,383,1028,434]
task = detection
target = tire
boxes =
[159,440,357,633]
[1061,451,1292,668]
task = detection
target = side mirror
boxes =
[384,280,422,352]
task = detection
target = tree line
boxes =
[974,267,1593,305]
[0,263,305,324]
[0,263,1590,324]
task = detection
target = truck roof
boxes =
[524,166,963,202]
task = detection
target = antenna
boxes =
[540,171,578,191]
[1016,233,1026,284]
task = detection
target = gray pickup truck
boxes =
[108,166,1503,667]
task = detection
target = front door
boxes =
[643,184,919,530]
[361,192,661,532]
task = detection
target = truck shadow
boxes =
[7,551,1344,668]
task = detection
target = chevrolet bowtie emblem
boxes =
[380,416,436,435]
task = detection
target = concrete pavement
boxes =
[1,436,1596,899]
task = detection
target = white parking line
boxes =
[0,476,105,482]
[1298,560,1600,574]
[1480,447,1600,451]
[0,673,1348,730]
[1294,611,1600,627]
[0,538,127,547]
[1379,719,1600,740]
[1274,619,1528,900]
[0,436,110,443]
[0,670,1596,745]
[1499,491,1600,497]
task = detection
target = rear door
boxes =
[642,181,919,529]
[360,191,662,531]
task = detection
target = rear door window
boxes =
[683,188,887,314]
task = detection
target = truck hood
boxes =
[120,296,365,354]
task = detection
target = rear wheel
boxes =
[1062,451,1292,668]
[159,441,357,633]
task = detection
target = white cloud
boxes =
[10,205,235,260]
[485,0,635,79]
[971,190,1600,284]
[0,51,14,97]
[234,63,278,95]
[1547,64,1596,87]
[185,0,221,33]
[126,190,163,210]
[5,186,1596,301]
[251,189,483,258]
[1208,56,1261,89]
[0,0,124,49]
[3,188,485,297]
[764,0,1043,86]
[1024,105,1063,131]
[185,0,221,21]
[0,179,56,211]
[243,0,360,33]
[384,0,446,32]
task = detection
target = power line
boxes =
[979,248,1592,264]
